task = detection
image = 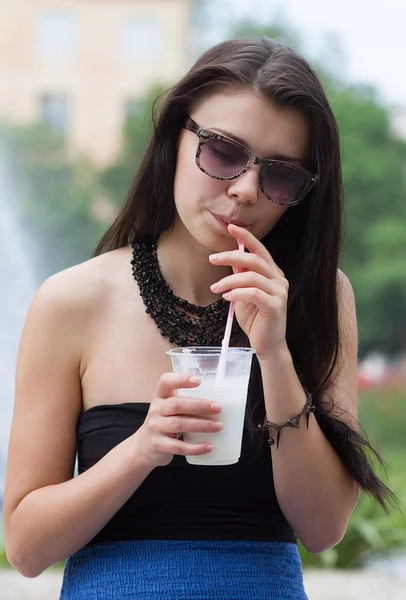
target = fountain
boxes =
[0,145,37,496]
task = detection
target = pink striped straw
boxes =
[216,239,245,380]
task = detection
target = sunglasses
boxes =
[184,117,318,206]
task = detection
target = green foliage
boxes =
[100,84,166,207]
[0,122,105,280]
[0,549,9,569]
[326,82,406,355]
[353,261,406,355]
[357,388,406,450]
[329,83,406,258]
[299,388,406,568]
[299,448,406,569]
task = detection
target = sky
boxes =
[204,0,406,108]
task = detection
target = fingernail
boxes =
[210,282,218,291]
[211,402,222,412]
[212,421,223,431]
[189,376,201,384]
[209,254,219,262]
[206,444,214,452]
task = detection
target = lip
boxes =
[211,213,248,228]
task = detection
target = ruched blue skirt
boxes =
[59,539,308,599]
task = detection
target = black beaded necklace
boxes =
[131,240,241,347]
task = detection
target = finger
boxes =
[210,250,275,279]
[155,372,201,400]
[164,416,223,434]
[159,396,222,417]
[211,272,275,296]
[227,224,285,277]
[223,288,283,312]
[167,439,214,456]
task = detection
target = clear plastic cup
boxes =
[167,347,256,466]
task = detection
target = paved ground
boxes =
[1,568,406,599]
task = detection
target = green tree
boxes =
[100,84,166,207]
[0,122,105,281]
[327,83,406,354]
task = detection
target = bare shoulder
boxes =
[335,268,357,343]
[23,244,134,384]
[3,246,132,518]
[329,269,358,423]
[336,269,357,328]
[24,244,135,387]
[25,247,133,361]
[33,246,131,320]
[337,268,355,303]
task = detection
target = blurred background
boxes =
[0,0,405,597]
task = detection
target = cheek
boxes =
[256,205,289,238]
[174,148,226,210]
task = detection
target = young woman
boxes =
[4,37,393,599]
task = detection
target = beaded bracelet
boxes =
[258,387,316,449]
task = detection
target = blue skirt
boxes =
[60,539,308,599]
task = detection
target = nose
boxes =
[227,166,261,205]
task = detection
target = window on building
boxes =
[39,94,70,134]
[122,18,162,60]
[37,12,77,59]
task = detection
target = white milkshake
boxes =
[167,347,256,466]
[177,377,249,465]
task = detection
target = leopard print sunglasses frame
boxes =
[184,117,318,206]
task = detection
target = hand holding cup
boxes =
[136,372,223,469]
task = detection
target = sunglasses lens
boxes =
[263,163,310,204]
[199,138,248,178]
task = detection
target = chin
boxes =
[206,233,240,254]
[179,212,240,252]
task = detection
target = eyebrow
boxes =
[211,127,305,164]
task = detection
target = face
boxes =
[172,87,310,253]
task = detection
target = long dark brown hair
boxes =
[95,37,395,510]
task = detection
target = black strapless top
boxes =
[77,403,297,545]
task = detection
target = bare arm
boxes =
[4,270,218,578]
[3,273,152,577]
[259,270,360,553]
[6,436,154,578]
